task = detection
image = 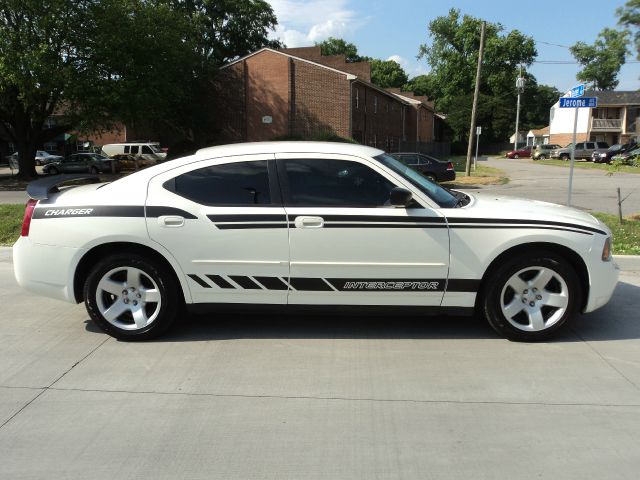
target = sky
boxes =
[267,0,640,93]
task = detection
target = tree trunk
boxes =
[15,132,38,180]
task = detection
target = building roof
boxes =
[585,91,640,105]
[528,126,550,136]
[221,48,358,79]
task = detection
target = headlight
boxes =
[602,237,612,261]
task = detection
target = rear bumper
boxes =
[438,170,456,182]
[13,237,82,303]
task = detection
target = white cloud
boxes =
[386,54,428,78]
[268,0,366,48]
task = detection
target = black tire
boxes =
[537,154,546,160]
[513,154,519,159]
[84,253,180,340]
[560,154,569,161]
[35,159,41,166]
[48,166,59,175]
[426,173,437,183]
[90,166,99,174]
[482,251,581,341]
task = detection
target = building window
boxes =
[374,96,378,114]
[44,142,57,152]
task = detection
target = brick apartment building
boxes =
[212,46,441,152]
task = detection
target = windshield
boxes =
[375,153,459,208]
[149,144,162,153]
[609,144,622,151]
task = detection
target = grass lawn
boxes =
[0,204,23,245]
[592,212,640,255]
[445,156,509,186]
[2,203,637,254]
[535,158,640,175]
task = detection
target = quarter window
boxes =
[167,161,271,206]
[283,159,396,207]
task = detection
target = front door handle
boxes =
[294,216,324,229]
[159,215,185,227]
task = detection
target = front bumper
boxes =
[584,255,620,313]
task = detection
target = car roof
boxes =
[195,141,384,160]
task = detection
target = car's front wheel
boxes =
[482,252,581,341]
[47,166,59,175]
[560,154,569,161]
[84,254,180,340]
[513,154,519,159]
[537,154,546,160]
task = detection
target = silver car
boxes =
[551,141,609,160]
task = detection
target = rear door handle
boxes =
[159,215,185,227]
[294,216,324,229]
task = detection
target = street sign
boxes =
[559,97,597,108]
[476,126,482,135]
[570,84,585,97]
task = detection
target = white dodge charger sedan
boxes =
[13,142,619,341]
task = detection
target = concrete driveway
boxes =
[1,246,639,479]
[481,157,640,215]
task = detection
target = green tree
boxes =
[0,0,282,178]
[416,9,537,142]
[570,28,629,90]
[316,37,361,62]
[368,59,408,88]
[404,75,436,98]
[618,0,640,58]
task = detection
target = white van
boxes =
[101,142,167,163]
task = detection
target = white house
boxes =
[549,90,640,147]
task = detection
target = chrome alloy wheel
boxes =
[95,266,162,331]
[499,266,569,332]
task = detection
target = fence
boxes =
[397,141,451,159]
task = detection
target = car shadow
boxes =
[83,281,640,343]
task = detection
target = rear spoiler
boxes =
[26,174,102,200]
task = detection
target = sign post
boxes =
[558,85,598,206]
[474,126,481,171]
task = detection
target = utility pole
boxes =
[466,21,486,176]
[514,65,524,151]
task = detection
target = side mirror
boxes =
[389,187,413,207]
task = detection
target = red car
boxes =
[505,145,532,159]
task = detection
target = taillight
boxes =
[21,199,38,237]
[446,162,454,171]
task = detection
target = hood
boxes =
[454,192,608,233]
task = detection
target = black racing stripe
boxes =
[229,276,262,289]
[449,218,606,235]
[303,215,446,224]
[207,214,287,222]
[327,278,446,292]
[215,223,288,229]
[289,277,334,291]
[188,274,211,288]
[32,205,144,219]
[322,223,447,229]
[446,279,481,292]
[147,206,197,219]
[206,275,235,289]
[253,276,289,290]
[450,225,593,235]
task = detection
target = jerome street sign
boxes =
[570,84,585,97]
[559,97,597,108]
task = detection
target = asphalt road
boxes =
[480,157,640,215]
[1,246,639,479]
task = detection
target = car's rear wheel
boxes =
[560,154,569,161]
[426,173,437,182]
[513,154,519,159]
[48,166,59,175]
[482,252,581,341]
[537,154,546,160]
[84,254,179,340]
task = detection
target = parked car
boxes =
[35,150,63,166]
[551,141,609,161]
[390,152,456,182]
[43,153,120,175]
[101,142,166,163]
[14,142,618,342]
[591,142,637,164]
[505,145,532,159]
[532,144,561,160]
[610,146,640,166]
